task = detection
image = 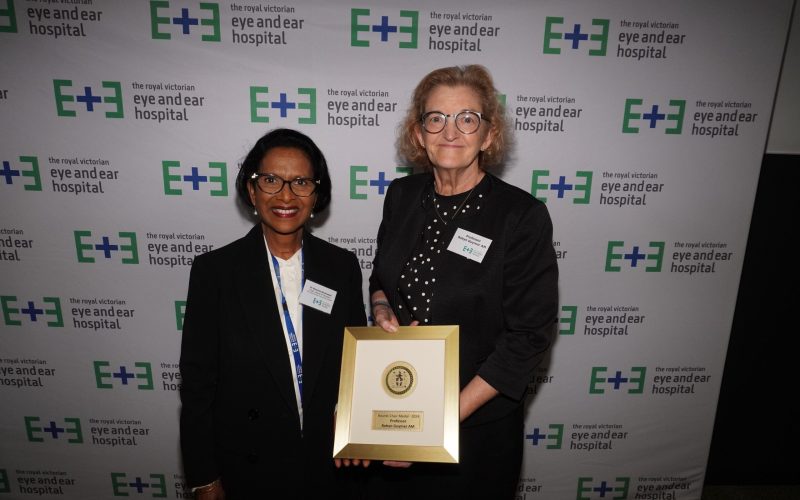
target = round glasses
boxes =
[421,110,488,134]
[250,173,319,197]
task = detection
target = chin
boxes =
[435,162,474,171]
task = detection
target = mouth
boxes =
[271,207,299,218]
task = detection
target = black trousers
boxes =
[362,405,524,500]
[218,453,362,500]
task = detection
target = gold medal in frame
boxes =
[333,325,459,463]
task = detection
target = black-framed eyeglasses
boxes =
[250,173,319,197]
[421,110,488,134]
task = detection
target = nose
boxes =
[442,117,459,140]
[275,180,296,201]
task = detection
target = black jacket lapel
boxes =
[299,233,334,405]
[235,225,300,416]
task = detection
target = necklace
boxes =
[433,186,475,225]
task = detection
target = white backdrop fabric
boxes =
[0,1,793,498]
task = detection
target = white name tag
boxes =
[447,228,492,263]
[300,280,337,314]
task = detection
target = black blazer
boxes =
[370,173,558,426]
[179,225,366,496]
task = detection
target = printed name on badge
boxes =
[300,280,337,314]
[447,228,492,263]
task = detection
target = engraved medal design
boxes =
[382,361,418,399]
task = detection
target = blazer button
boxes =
[248,408,259,420]
[246,452,259,464]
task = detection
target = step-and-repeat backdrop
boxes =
[1,1,792,498]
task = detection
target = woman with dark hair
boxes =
[366,65,559,498]
[179,128,366,499]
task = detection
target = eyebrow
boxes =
[424,109,482,114]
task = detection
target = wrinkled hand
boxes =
[373,305,398,332]
[371,290,399,333]
[372,291,420,332]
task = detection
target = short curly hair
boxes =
[397,65,508,170]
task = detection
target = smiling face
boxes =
[415,85,494,173]
[247,146,317,241]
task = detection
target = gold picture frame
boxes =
[333,325,459,463]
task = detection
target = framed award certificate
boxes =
[333,325,459,463]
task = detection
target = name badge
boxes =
[300,280,337,314]
[447,228,492,263]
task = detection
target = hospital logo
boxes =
[350,8,418,48]
[111,473,167,497]
[525,423,564,449]
[543,17,609,56]
[162,161,227,196]
[622,99,685,134]
[175,300,186,330]
[605,241,664,272]
[350,166,412,199]
[559,305,577,335]
[150,1,220,41]
[531,170,592,204]
[93,361,154,390]
[74,231,139,264]
[54,80,123,118]
[590,367,646,394]
[1,296,63,327]
[577,477,630,499]
[250,87,316,124]
[0,0,16,33]
[25,416,83,443]
[1,156,41,191]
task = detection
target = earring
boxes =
[310,212,315,219]
[253,208,258,216]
